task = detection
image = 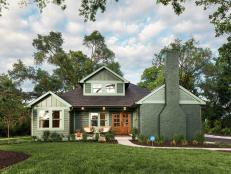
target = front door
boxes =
[112,112,131,135]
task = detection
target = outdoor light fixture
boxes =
[81,107,84,110]
[102,107,106,110]
[123,107,126,111]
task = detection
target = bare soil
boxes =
[0,151,29,169]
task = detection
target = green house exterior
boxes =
[28,62,205,140]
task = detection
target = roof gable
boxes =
[79,66,129,83]
[27,91,72,108]
[136,85,206,105]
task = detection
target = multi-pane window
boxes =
[52,111,61,128]
[92,84,103,94]
[113,113,120,127]
[39,110,49,128]
[100,113,106,126]
[90,113,108,127]
[91,114,98,127]
[105,84,116,93]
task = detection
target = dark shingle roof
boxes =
[59,84,150,107]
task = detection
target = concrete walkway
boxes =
[115,136,231,152]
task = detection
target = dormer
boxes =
[79,66,129,96]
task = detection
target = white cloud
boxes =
[139,21,165,41]
[0,0,226,89]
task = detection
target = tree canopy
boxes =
[8,30,123,96]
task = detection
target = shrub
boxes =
[95,133,99,141]
[70,134,75,141]
[194,133,205,144]
[105,131,115,142]
[211,120,222,134]
[170,140,176,146]
[131,128,138,140]
[154,136,164,145]
[221,128,231,136]
[192,140,198,145]
[181,140,188,146]
[32,136,37,142]
[43,131,50,141]
[50,132,62,142]
[137,134,148,144]
[203,119,211,133]
[82,132,88,141]
[172,135,185,144]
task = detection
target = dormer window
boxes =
[92,84,103,94]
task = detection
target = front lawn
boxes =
[0,142,231,174]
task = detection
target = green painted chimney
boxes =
[160,51,186,140]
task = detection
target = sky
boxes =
[0,0,225,91]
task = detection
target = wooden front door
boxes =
[112,112,131,135]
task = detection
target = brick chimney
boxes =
[159,51,186,140]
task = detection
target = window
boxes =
[91,113,99,127]
[92,84,103,94]
[52,111,61,128]
[39,110,49,128]
[113,113,120,127]
[105,83,116,93]
[100,113,106,126]
[90,113,108,127]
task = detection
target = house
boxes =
[28,52,205,140]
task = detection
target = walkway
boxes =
[115,136,231,152]
[205,134,231,144]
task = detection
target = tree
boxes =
[139,39,213,93]
[9,31,123,96]
[138,65,164,90]
[201,38,231,125]
[0,74,27,139]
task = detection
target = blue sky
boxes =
[0,0,225,91]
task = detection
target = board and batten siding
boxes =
[31,94,71,138]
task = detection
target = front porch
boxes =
[70,107,139,135]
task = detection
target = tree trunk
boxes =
[7,123,10,144]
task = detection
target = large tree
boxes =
[139,39,213,94]
[9,31,123,96]
[0,74,27,139]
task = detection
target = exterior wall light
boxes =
[102,107,106,111]
[81,107,85,110]
[123,107,126,111]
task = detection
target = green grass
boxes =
[0,136,32,145]
[0,142,231,174]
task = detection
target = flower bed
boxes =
[0,151,29,169]
[130,140,231,148]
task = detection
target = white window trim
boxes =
[37,108,65,131]
[89,112,109,127]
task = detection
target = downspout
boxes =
[157,81,167,137]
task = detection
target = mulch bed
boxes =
[0,151,29,169]
[130,140,225,148]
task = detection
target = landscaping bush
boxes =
[194,133,205,144]
[221,128,231,136]
[137,134,148,144]
[211,120,222,134]
[203,119,211,133]
[105,131,115,142]
[172,135,185,144]
[42,131,50,141]
[154,136,164,145]
[70,134,75,141]
[131,128,138,140]
[82,132,87,141]
[95,133,99,141]
[50,132,62,142]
